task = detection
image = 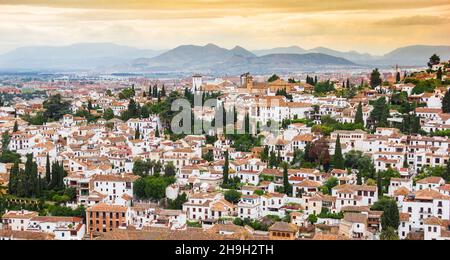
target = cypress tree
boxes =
[49,161,59,190]
[356,170,363,185]
[135,125,140,140]
[355,102,364,126]
[152,85,158,98]
[437,68,443,81]
[261,146,269,162]
[269,151,278,169]
[13,121,19,133]
[444,161,450,184]
[396,72,401,83]
[155,126,160,138]
[377,171,383,197]
[332,135,344,170]
[403,154,409,169]
[8,162,19,195]
[222,106,227,133]
[283,163,290,196]
[223,150,229,185]
[24,154,34,197]
[161,85,166,97]
[443,90,450,113]
[370,68,382,88]
[45,154,51,188]
[58,162,66,190]
[381,200,400,230]
[244,113,250,135]
[16,169,27,197]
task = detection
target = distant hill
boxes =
[131,44,357,74]
[382,45,450,65]
[308,47,376,63]
[252,45,450,66]
[253,46,307,56]
[0,42,447,73]
[0,43,164,71]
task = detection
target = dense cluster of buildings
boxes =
[0,62,449,240]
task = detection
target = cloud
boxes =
[1,0,450,12]
[0,1,449,55]
[375,15,450,26]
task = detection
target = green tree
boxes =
[103,108,114,120]
[428,54,440,69]
[437,67,443,81]
[13,121,19,133]
[268,74,280,82]
[118,87,135,100]
[332,135,345,170]
[202,149,214,162]
[1,131,10,152]
[224,189,241,204]
[370,97,390,128]
[445,161,450,184]
[43,94,71,121]
[132,159,153,177]
[323,177,339,194]
[134,175,173,201]
[223,150,229,185]
[381,199,400,230]
[396,71,401,83]
[164,162,176,177]
[45,154,51,187]
[155,126,160,138]
[269,150,278,168]
[140,104,150,118]
[168,193,188,210]
[314,80,335,94]
[443,90,450,113]
[135,126,140,140]
[355,102,364,126]
[308,214,318,225]
[282,163,291,196]
[370,68,382,88]
[8,162,19,195]
[380,227,400,240]
[260,146,269,162]
[161,85,166,97]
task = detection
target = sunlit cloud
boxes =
[0,1,449,55]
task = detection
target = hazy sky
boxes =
[0,0,449,55]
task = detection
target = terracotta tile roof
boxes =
[414,189,450,201]
[343,213,368,223]
[87,203,128,213]
[416,177,444,184]
[97,227,226,240]
[313,233,347,240]
[0,229,54,240]
[269,222,298,233]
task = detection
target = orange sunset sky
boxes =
[0,0,449,54]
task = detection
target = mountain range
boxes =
[0,43,165,71]
[254,45,450,65]
[0,42,449,74]
[128,44,356,74]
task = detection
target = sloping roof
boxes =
[269,222,298,233]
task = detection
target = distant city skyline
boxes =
[0,0,449,54]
